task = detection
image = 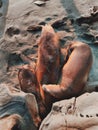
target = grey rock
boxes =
[0,84,41,130]
[40,92,98,130]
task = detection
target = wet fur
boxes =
[18,66,50,119]
[36,25,60,85]
[18,66,38,94]
[43,41,93,100]
[18,25,61,118]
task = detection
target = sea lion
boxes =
[42,41,93,100]
[18,65,50,119]
[36,25,61,105]
[18,25,61,118]
[18,65,38,94]
[36,24,60,85]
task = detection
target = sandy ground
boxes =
[0,0,98,94]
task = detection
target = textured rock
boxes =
[40,92,98,130]
[0,0,2,8]
[0,83,41,130]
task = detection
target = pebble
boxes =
[34,0,45,6]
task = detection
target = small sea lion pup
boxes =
[18,54,38,94]
[42,41,93,100]
[18,66,50,119]
[18,64,38,94]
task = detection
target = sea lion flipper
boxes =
[42,84,61,98]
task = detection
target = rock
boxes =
[83,32,95,42]
[51,17,67,28]
[90,6,98,15]
[40,92,98,130]
[76,12,98,25]
[27,25,42,32]
[94,41,98,45]
[5,26,20,37]
[95,35,98,41]
[0,84,41,130]
[0,0,2,8]
[34,1,45,6]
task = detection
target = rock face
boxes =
[0,83,41,130]
[40,92,98,130]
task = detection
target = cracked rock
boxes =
[40,92,98,130]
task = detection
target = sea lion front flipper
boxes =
[42,84,63,99]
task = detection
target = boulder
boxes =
[40,92,98,130]
[0,83,41,130]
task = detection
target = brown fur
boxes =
[18,65,38,94]
[36,25,60,85]
[18,65,50,119]
[36,25,61,107]
[42,41,93,100]
[18,25,61,118]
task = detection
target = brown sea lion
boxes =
[18,64,38,94]
[36,25,61,104]
[18,25,61,118]
[36,24,60,85]
[18,65,50,119]
[42,41,93,100]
